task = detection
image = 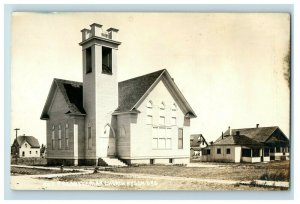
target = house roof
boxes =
[40,78,85,119]
[41,69,197,119]
[222,126,278,143]
[14,136,40,148]
[213,134,262,147]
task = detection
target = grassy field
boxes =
[39,160,289,190]
[110,160,290,181]
[10,166,79,176]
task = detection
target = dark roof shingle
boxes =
[214,134,262,147]
[117,69,165,112]
[16,136,40,148]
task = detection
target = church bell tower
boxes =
[79,23,121,163]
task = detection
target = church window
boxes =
[159,102,165,126]
[146,101,153,125]
[85,47,92,74]
[178,128,183,149]
[65,124,69,149]
[102,47,112,74]
[58,125,62,149]
[171,103,177,126]
[51,125,55,150]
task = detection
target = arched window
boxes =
[159,102,165,125]
[58,125,62,149]
[171,103,177,126]
[51,125,55,150]
[65,124,69,149]
[146,101,153,125]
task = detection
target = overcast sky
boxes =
[11,12,290,145]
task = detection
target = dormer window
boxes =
[85,47,92,74]
[102,47,112,74]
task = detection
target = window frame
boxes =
[178,128,183,149]
[51,125,55,150]
[58,125,62,150]
[217,148,221,154]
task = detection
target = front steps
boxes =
[98,157,127,167]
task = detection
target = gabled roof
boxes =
[41,78,85,120]
[223,126,278,143]
[14,136,40,148]
[41,69,197,119]
[117,69,165,113]
[213,134,262,147]
[115,69,197,117]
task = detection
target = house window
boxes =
[65,124,69,149]
[178,128,183,149]
[88,127,92,150]
[159,102,165,126]
[217,148,221,154]
[29,151,31,154]
[171,103,177,126]
[252,148,260,157]
[264,148,270,157]
[22,151,25,157]
[242,148,251,157]
[58,125,62,149]
[36,151,38,155]
[102,47,112,74]
[226,148,231,154]
[25,144,27,148]
[51,125,55,150]
[146,101,153,125]
[206,149,211,155]
[85,47,92,74]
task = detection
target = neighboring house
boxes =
[202,125,289,163]
[11,135,40,158]
[40,23,197,166]
[190,134,208,157]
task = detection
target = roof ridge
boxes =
[119,69,166,84]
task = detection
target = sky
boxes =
[11,12,290,145]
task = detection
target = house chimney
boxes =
[236,131,240,136]
[221,132,224,139]
[228,126,231,136]
[256,124,259,128]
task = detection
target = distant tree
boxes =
[283,44,291,88]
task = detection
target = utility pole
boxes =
[14,128,20,141]
[13,128,20,161]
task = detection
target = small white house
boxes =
[11,135,41,158]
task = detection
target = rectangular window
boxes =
[86,47,92,74]
[252,148,260,157]
[102,47,112,74]
[207,149,211,155]
[58,126,62,150]
[178,128,183,149]
[146,115,153,125]
[65,124,69,149]
[158,138,166,149]
[36,151,38,154]
[264,148,270,157]
[159,116,165,125]
[30,151,31,154]
[217,148,221,154]
[242,148,251,157]
[226,148,231,154]
[51,128,55,150]
[171,117,177,126]
[88,127,92,150]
